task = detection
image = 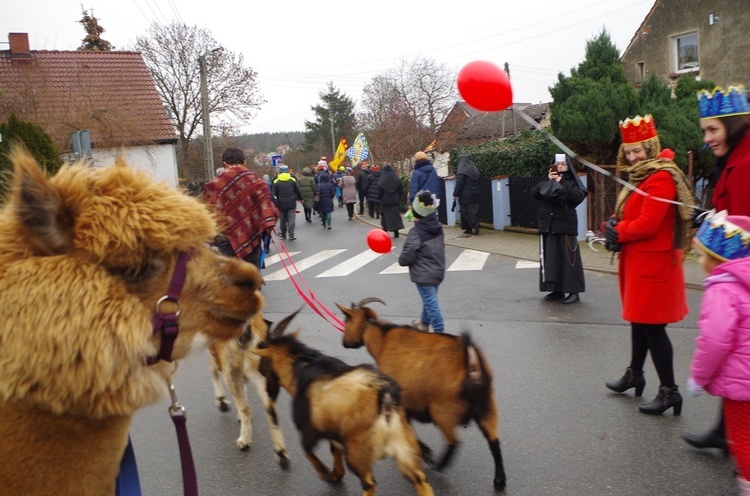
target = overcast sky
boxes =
[2,0,655,134]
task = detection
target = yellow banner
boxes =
[329,137,348,172]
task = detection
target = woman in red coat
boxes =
[604,115,695,415]
[683,86,750,452]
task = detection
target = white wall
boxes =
[65,143,179,187]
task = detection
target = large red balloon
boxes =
[366,229,392,254]
[457,60,513,112]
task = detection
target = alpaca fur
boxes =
[254,324,434,496]
[208,313,289,467]
[338,300,507,492]
[0,147,264,495]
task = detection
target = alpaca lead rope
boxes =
[167,372,184,416]
[165,368,199,496]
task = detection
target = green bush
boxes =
[0,113,63,198]
[449,130,556,177]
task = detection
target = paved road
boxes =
[130,206,732,496]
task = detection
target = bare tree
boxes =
[393,57,457,135]
[133,22,265,178]
[359,75,430,163]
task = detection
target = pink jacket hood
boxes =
[690,257,750,401]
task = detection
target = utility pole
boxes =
[329,113,335,156]
[199,47,222,181]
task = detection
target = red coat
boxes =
[616,170,688,324]
[713,130,750,215]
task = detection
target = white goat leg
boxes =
[248,364,290,468]
[224,362,253,449]
[209,351,231,412]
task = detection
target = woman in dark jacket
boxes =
[531,153,587,304]
[314,173,337,229]
[453,154,481,235]
[365,165,382,219]
[378,164,405,237]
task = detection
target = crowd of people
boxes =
[198,83,750,494]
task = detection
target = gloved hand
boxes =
[604,218,620,252]
[691,208,710,228]
[687,376,705,398]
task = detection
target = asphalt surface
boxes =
[128,208,733,496]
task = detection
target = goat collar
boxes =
[146,250,193,365]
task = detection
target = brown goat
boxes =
[252,312,434,496]
[337,298,507,492]
[207,312,289,468]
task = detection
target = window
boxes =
[637,62,646,83]
[675,32,699,72]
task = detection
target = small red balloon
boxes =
[457,60,513,112]
[366,229,392,254]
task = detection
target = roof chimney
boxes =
[8,33,31,58]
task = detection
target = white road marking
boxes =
[516,260,540,269]
[263,249,347,281]
[317,249,386,277]
[380,261,409,274]
[447,249,489,271]
[264,252,300,267]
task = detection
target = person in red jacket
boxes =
[683,85,750,453]
[604,115,695,415]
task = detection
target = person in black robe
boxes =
[378,164,405,238]
[453,153,481,235]
[531,153,587,304]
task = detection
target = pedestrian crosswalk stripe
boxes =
[264,252,300,267]
[263,249,347,281]
[318,249,386,278]
[380,262,409,274]
[516,260,540,269]
[261,248,496,281]
[447,249,489,271]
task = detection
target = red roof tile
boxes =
[0,49,176,151]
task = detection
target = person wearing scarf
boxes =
[378,164,405,238]
[604,115,695,416]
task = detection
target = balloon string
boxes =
[513,108,702,211]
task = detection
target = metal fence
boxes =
[586,166,620,235]
[508,176,545,228]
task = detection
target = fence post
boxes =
[576,173,588,241]
[492,176,511,230]
[444,178,457,226]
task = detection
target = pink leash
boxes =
[269,230,346,332]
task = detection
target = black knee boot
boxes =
[606,367,645,396]
[639,385,682,416]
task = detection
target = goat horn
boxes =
[270,305,304,339]
[356,297,386,308]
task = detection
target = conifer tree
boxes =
[78,8,113,51]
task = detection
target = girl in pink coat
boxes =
[689,210,750,495]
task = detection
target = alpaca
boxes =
[0,147,264,495]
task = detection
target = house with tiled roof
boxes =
[0,33,179,185]
[430,101,550,176]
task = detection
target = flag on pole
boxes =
[424,140,436,152]
[328,137,348,172]
[349,133,370,166]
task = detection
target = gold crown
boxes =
[619,115,658,144]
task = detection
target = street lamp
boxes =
[199,47,222,181]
